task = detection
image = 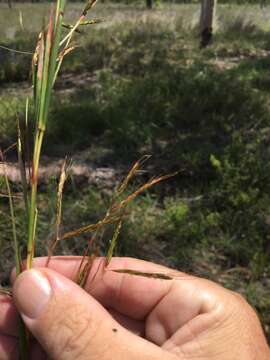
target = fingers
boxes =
[13,268,177,360]
[0,296,47,359]
[86,257,177,320]
[0,295,47,359]
[30,341,47,360]
[146,276,222,345]
[8,257,270,360]
[8,257,196,340]
[0,290,145,339]
[0,296,18,337]
[0,334,18,360]
[24,256,181,320]
[9,256,229,347]
[108,309,144,336]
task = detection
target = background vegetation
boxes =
[0,1,269,339]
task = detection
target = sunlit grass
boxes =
[0,1,270,344]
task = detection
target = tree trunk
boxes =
[200,0,217,48]
[146,0,152,10]
[260,0,266,9]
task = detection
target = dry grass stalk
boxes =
[116,155,151,197]
[47,158,71,265]
[0,193,22,199]
[106,219,122,265]
[59,169,177,242]
[0,150,21,275]
[76,231,99,284]
[58,157,176,286]
[1,0,178,356]
[0,149,28,357]
[54,159,177,291]
[76,253,96,288]
[75,228,108,288]
[0,288,12,297]
[110,269,173,280]
[27,2,66,270]
[62,18,102,32]
[0,44,32,55]
[12,0,101,356]
[17,111,30,215]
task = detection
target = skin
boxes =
[0,256,269,359]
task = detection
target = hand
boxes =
[0,257,269,359]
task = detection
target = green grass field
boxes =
[0,2,270,338]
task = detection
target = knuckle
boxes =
[229,290,259,322]
[230,290,252,311]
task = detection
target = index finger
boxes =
[29,256,188,320]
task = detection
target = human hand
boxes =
[0,257,269,359]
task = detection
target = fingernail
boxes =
[13,269,52,319]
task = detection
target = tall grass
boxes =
[1,1,176,357]
[2,0,101,356]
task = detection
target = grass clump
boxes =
[1,1,270,342]
[1,2,177,357]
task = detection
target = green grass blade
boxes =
[17,113,29,215]
[0,150,21,274]
[106,219,122,265]
[27,0,66,270]
[37,8,54,130]
[18,317,29,360]
[0,150,29,358]
[48,0,66,85]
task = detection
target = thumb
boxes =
[13,268,174,360]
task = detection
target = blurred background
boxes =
[0,0,270,339]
